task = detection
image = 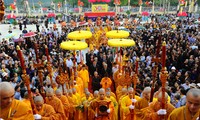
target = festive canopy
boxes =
[142,11,149,16]
[7,14,16,19]
[67,30,92,40]
[23,32,36,38]
[177,11,187,17]
[108,39,135,47]
[47,13,56,18]
[106,30,129,38]
[60,41,88,50]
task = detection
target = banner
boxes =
[92,4,108,12]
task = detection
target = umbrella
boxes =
[136,26,146,30]
[60,41,88,50]
[142,11,149,16]
[67,30,92,40]
[177,11,187,17]
[23,32,36,38]
[5,33,16,39]
[14,38,24,42]
[106,30,129,38]
[7,14,16,19]
[108,39,135,47]
[47,13,56,18]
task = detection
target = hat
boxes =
[171,66,176,70]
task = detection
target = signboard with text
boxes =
[92,4,108,12]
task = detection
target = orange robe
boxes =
[134,97,149,120]
[168,106,200,120]
[75,77,84,97]
[45,96,66,120]
[0,99,34,120]
[100,77,112,90]
[81,96,93,120]
[142,101,175,120]
[79,69,89,89]
[36,104,57,120]
[67,95,78,120]
[22,99,31,109]
[120,95,141,120]
[59,95,71,119]
[91,97,114,120]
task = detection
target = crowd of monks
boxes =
[0,81,200,120]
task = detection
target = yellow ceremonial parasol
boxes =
[60,41,88,50]
[67,30,92,40]
[108,39,135,47]
[108,39,136,73]
[106,30,130,38]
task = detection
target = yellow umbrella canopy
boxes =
[67,30,92,40]
[60,41,88,50]
[106,30,130,38]
[108,39,135,47]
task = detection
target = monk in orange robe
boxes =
[55,89,70,119]
[0,82,34,120]
[135,87,151,120]
[90,88,114,120]
[121,87,141,120]
[100,74,112,90]
[79,64,89,89]
[34,96,58,120]
[142,92,175,120]
[168,88,200,120]
[45,88,66,120]
[118,87,128,120]
[75,75,84,97]
[81,92,93,120]
[106,88,116,99]
[22,92,31,109]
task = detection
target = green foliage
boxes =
[126,10,131,15]
[12,20,18,26]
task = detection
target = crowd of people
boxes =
[0,12,200,120]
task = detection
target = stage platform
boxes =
[84,12,116,17]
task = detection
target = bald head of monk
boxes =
[0,82,15,109]
[99,88,105,100]
[142,87,151,100]
[121,87,127,95]
[55,89,62,99]
[94,90,99,99]
[157,92,168,103]
[34,96,44,111]
[186,88,200,114]
[85,92,90,99]
[128,87,134,98]
[106,92,111,98]
[46,88,54,101]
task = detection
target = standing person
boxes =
[36,20,40,32]
[92,71,101,92]
[100,73,112,90]
[45,88,66,119]
[90,88,114,120]
[0,82,34,119]
[23,17,27,28]
[168,88,200,120]
[19,20,22,31]
[79,64,89,89]
[45,19,48,28]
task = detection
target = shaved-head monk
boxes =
[0,82,34,119]
[55,89,70,119]
[34,96,57,120]
[142,91,175,120]
[168,88,200,120]
[45,88,66,119]
[135,87,151,120]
